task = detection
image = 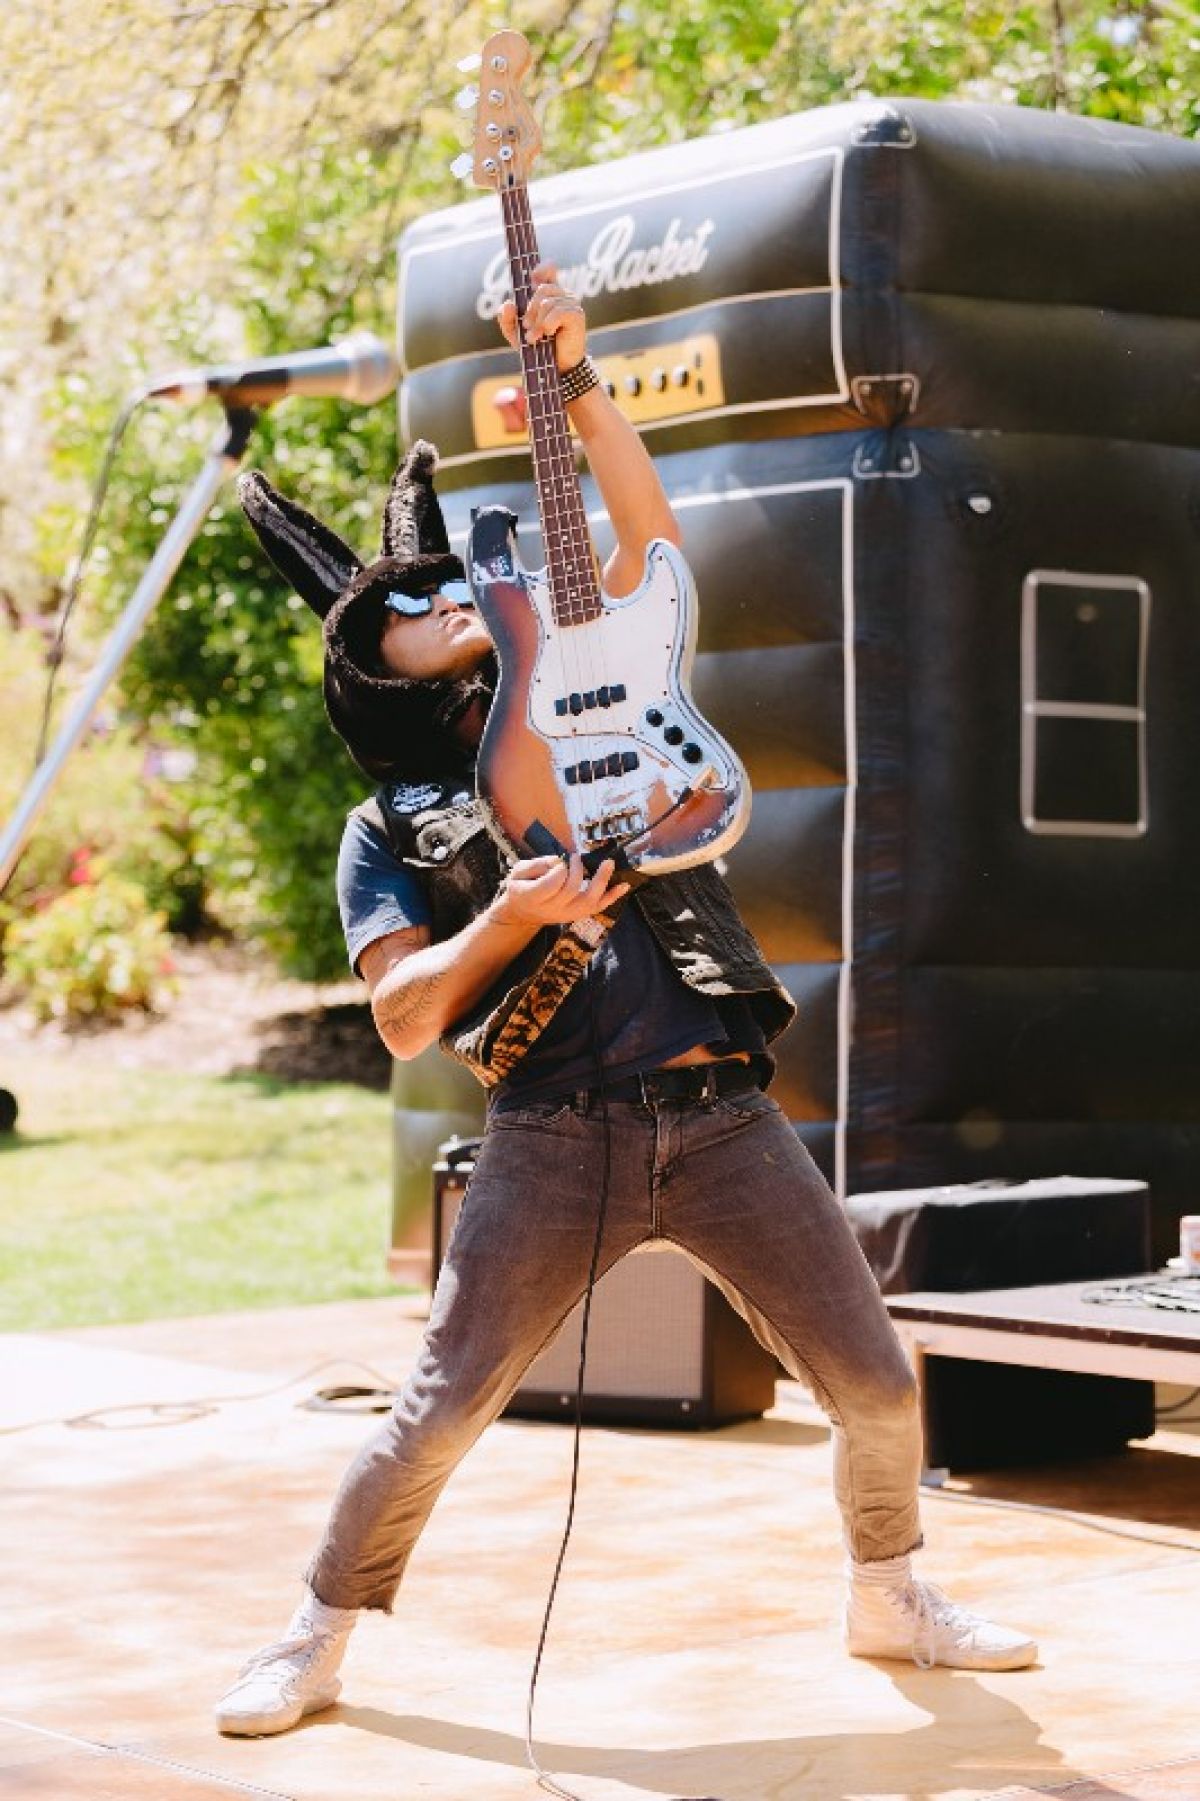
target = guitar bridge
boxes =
[582,808,646,845]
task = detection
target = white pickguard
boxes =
[521,537,740,858]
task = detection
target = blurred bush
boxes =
[5,864,175,1022]
[0,626,214,953]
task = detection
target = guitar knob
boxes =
[645,707,664,727]
[682,743,703,763]
[664,725,684,746]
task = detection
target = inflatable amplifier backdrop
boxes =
[392,97,1200,1263]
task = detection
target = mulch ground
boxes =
[0,938,391,1092]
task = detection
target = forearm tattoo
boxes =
[375,971,444,1041]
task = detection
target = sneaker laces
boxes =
[898,1578,978,1671]
[235,1625,340,1685]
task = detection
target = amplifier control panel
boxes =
[470,333,723,449]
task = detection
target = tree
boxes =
[3,0,1195,974]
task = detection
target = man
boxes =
[216,267,1036,1738]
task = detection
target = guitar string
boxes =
[504,180,615,844]
[498,189,574,843]
[510,192,601,705]
[503,193,583,843]
[519,171,617,845]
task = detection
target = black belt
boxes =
[598,1059,765,1105]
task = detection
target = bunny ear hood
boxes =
[236,470,363,619]
[238,442,483,782]
[382,438,454,561]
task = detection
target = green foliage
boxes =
[0,627,212,942]
[45,390,388,978]
[14,0,1200,980]
[5,865,175,1023]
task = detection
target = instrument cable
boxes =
[33,390,150,775]
[522,951,616,1801]
[519,924,717,1801]
[923,1481,1200,1555]
[3,385,149,902]
[0,1356,406,1436]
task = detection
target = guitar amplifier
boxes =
[432,1137,778,1428]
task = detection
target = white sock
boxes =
[293,1586,358,1634]
[848,1551,912,1588]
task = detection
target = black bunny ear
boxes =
[381,439,452,561]
[237,470,363,620]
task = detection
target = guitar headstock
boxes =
[465,30,541,191]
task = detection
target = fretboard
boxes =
[499,180,601,626]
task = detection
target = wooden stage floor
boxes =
[4,1294,1199,1800]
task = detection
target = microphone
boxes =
[145,331,398,407]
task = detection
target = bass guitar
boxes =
[462,28,751,876]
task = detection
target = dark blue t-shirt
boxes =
[336,810,765,1098]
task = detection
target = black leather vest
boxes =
[356,773,796,1083]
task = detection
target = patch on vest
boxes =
[384,780,446,814]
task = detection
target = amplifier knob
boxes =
[672,366,690,387]
[624,374,642,396]
[650,368,667,391]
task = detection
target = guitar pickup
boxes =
[564,750,640,786]
[555,684,627,718]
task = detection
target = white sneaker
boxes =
[845,1561,1038,1671]
[215,1590,357,1736]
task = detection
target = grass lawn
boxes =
[0,1045,402,1330]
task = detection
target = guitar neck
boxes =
[499,180,602,625]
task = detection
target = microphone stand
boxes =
[0,404,257,1137]
[0,405,257,894]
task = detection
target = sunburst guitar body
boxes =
[468,505,749,873]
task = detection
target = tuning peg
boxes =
[450,152,474,181]
[455,83,478,112]
[456,52,482,72]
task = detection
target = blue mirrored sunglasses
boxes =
[383,579,474,618]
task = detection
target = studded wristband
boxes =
[559,355,601,404]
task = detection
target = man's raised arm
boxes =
[497,262,681,600]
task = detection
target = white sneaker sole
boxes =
[215,1680,342,1737]
[846,1634,1038,1671]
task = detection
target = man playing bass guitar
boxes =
[217,264,1037,1740]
